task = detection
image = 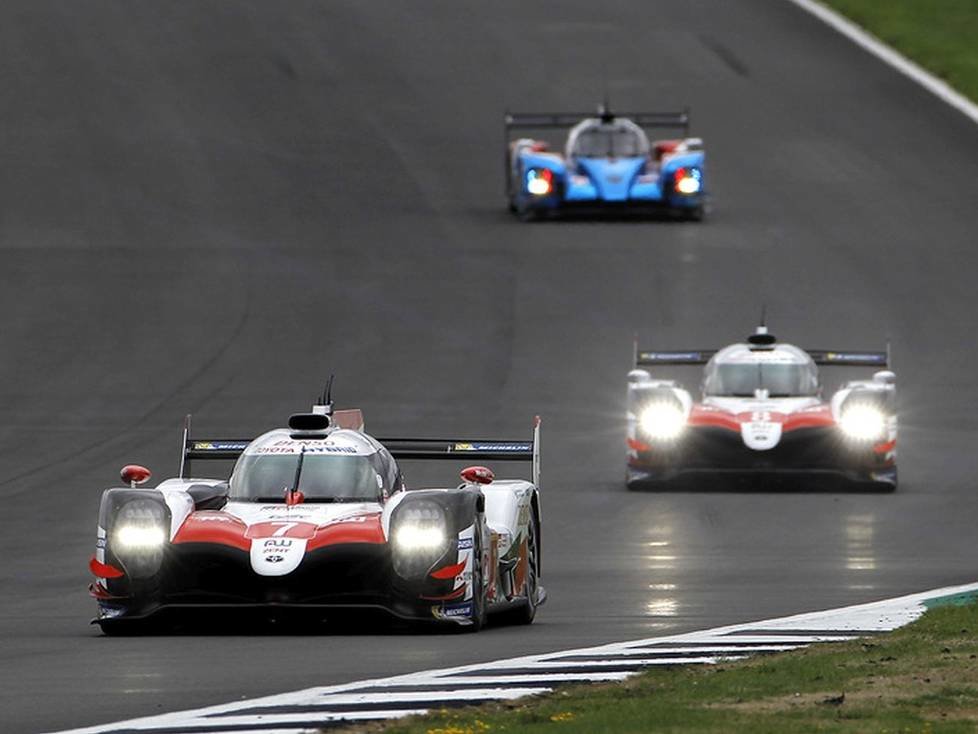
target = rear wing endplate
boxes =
[179,415,543,489]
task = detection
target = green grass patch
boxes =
[820,0,978,102]
[345,601,978,733]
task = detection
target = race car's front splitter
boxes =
[628,426,895,489]
[94,541,479,629]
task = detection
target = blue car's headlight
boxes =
[526,168,555,196]
[673,167,702,195]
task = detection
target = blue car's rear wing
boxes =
[180,416,543,488]
[505,109,690,134]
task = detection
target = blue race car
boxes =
[505,105,706,221]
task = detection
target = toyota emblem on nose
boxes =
[265,555,285,563]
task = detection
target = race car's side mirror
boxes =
[120,464,152,487]
[461,466,494,485]
[873,370,896,385]
[628,369,651,384]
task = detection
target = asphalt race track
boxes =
[1,2,976,732]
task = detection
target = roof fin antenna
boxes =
[599,75,613,123]
[748,305,776,347]
[313,375,334,416]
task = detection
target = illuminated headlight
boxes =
[111,499,167,578]
[391,500,448,580]
[526,168,554,196]
[674,167,702,195]
[393,524,446,551]
[639,403,686,441]
[839,405,886,442]
[114,525,166,550]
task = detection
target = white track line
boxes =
[786,0,978,124]
[50,581,978,734]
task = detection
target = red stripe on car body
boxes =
[430,560,466,580]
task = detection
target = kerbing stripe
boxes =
[785,0,978,125]
[212,687,549,716]
[45,581,978,734]
[337,674,633,693]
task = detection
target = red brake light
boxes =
[120,464,152,487]
[460,466,495,485]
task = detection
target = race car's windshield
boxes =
[572,128,644,158]
[229,454,382,503]
[704,363,818,398]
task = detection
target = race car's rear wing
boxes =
[634,349,889,368]
[505,109,691,135]
[805,350,889,367]
[635,350,717,366]
[180,415,543,488]
[379,415,542,487]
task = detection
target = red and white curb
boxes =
[51,581,978,734]
[786,0,978,125]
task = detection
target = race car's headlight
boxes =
[839,405,886,442]
[526,168,554,196]
[114,525,166,550]
[639,403,686,441]
[391,500,448,580]
[674,167,702,195]
[111,499,167,578]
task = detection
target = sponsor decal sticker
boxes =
[193,441,249,451]
[457,537,473,550]
[454,442,532,452]
[434,602,473,619]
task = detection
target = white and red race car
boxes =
[89,395,544,634]
[626,325,897,490]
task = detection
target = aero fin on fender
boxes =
[430,560,466,580]
[89,556,124,579]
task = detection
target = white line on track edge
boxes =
[785,0,978,125]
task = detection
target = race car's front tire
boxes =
[499,513,540,625]
[862,471,898,493]
[97,618,158,636]
[461,524,487,633]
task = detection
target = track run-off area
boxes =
[1,2,977,733]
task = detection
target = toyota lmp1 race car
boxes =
[626,325,897,491]
[89,396,544,634]
[505,103,706,220]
